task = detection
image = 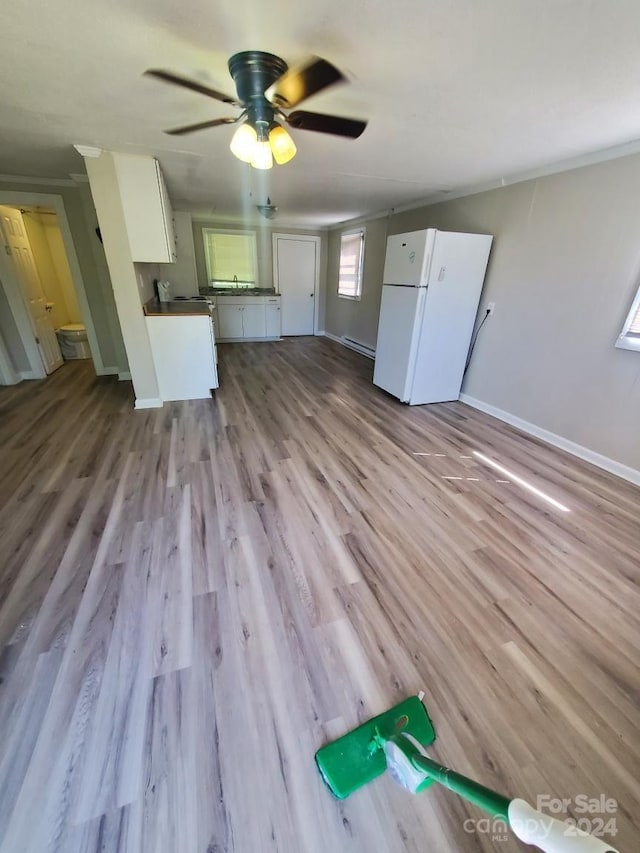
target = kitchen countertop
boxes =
[144,299,212,317]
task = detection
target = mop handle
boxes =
[410,754,619,852]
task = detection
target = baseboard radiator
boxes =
[340,336,376,359]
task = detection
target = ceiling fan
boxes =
[145,51,367,170]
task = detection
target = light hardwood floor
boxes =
[0,338,638,852]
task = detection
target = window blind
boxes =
[628,302,640,336]
[338,231,364,298]
[203,230,256,284]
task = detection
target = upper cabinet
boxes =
[113,154,176,263]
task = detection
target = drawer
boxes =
[216,295,266,306]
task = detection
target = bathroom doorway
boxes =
[0,192,100,384]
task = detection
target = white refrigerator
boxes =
[373,229,493,405]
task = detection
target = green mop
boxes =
[315,695,620,852]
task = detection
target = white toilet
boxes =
[56,323,91,360]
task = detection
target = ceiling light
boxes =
[269,123,297,165]
[250,123,273,170]
[230,123,257,163]
[256,197,278,219]
[251,139,273,170]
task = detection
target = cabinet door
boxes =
[265,303,281,338]
[241,304,267,338]
[156,163,176,262]
[146,316,215,400]
[113,154,174,263]
[218,305,244,339]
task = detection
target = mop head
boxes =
[315,696,436,799]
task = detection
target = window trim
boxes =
[201,227,259,287]
[615,283,640,352]
[337,228,366,301]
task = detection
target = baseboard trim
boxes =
[118,371,132,381]
[98,366,119,376]
[217,338,280,343]
[134,397,163,410]
[459,393,640,487]
[322,331,376,360]
[19,370,38,381]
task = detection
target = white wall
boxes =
[325,152,640,473]
[43,215,82,322]
[85,151,160,406]
[134,262,162,303]
[324,217,388,348]
[74,181,128,374]
[157,211,198,297]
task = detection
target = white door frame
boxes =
[272,233,321,334]
[0,191,106,376]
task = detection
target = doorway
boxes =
[272,234,320,336]
[0,193,100,384]
[0,205,65,374]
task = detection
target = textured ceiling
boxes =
[2,0,640,226]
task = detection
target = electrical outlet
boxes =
[487,302,496,315]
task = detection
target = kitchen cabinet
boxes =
[265,298,281,338]
[113,153,176,263]
[241,303,267,338]
[218,304,245,339]
[146,314,218,401]
[216,295,281,340]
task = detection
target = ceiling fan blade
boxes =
[164,117,240,136]
[265,57,344,109]
[145,69,239,106]
[286,110,367,139]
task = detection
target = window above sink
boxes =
[202,228,258,289]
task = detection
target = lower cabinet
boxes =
[218,305,244,339]
[265,301,281,338]
[242,303,267,338]
[146,315,218,401]
[216,296,281,340]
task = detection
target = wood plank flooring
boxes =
[0,338,638,852]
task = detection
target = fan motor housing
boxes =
[228,51,288,125]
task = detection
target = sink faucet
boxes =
[233,275,238,286]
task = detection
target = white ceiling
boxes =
[3,0,640,227]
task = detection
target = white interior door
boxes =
[273,235,318,336]
[0,205,63,374]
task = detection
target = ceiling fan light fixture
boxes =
[230,122,257,163]
[251,140,273,170]
[250,123,273,170]
[269,123,297,165]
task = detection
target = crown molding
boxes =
[73,145,102,159]
[0,174,76,187]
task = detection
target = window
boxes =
[616,284,640,352]
[338,229,365,299]
[202,229,258,287]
